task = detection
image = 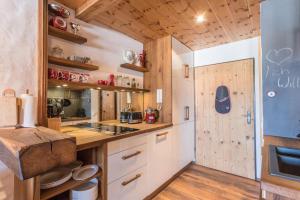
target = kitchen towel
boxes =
[20,93,36,128]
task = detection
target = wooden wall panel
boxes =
[144,35,172,123]
[119,92,144,112]
[195,59,255,179]
[100,91,116,121]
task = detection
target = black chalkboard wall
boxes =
[262,0,300,139]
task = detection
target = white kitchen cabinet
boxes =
[172,38,194,125]
[108,134,146,156]
[108,166,147,200]
[146,128,173,193]
[106,125,194,200]
[171,38,195,172]
[172,121,195,171]
[108,144,147,183]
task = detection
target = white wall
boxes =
[194,37,262,179]
[0,1,39,199]
[0,0,38,96]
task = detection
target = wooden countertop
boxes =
[61,121,173,151]
[262,136,300,192]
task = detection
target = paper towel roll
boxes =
[20,93,36,128]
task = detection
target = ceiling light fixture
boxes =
[196,15,205,23]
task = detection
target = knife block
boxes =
[48,117,61,131]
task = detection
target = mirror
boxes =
[47,88,92,121]
[47,88,144,122]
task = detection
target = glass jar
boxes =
[131,78,136,88]
[122,76,131,88]
[116,75,122,86]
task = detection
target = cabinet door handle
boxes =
[122,174,142,186]
[184,64,189,78]
[184,106,190,120]
[156,132,168,137]
[122,151,142,160]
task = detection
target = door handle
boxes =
[184,106,190,120]
[247,111,251,125]
[184,64,189,78]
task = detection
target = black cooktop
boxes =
[71,123,139,135]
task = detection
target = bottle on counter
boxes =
[109,74,115,86]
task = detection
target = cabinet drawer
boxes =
[147,128,173,193]
[108,166,147,200]
[108,144,147,183]
[108,134,147,155]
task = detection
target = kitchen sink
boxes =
[269,145,300,182]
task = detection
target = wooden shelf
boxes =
[48,79,150,93]
[40,170,102,200]
[120,63,148,72]
[48,56,99,71]
[48,26,87,44]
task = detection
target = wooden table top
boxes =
[61,120,173,151]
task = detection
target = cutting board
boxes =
[0,89,18,128]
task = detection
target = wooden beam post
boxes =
[76,0,122,22]
[144,35,172,123]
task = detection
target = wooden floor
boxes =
[153,164,260,200]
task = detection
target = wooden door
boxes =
[195,59,255,179]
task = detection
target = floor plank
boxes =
[153,164,260,200]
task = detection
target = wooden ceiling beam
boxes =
[76,0,122,22]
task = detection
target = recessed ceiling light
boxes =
[62,84,68,87]
[97,87,101,90]
[56,85,61,88]
[196,15,205,23]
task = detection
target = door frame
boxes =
[194,58,257,180]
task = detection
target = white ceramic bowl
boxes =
[72,164,99,181]
[40,168,72,189]
[70,178,98,200]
